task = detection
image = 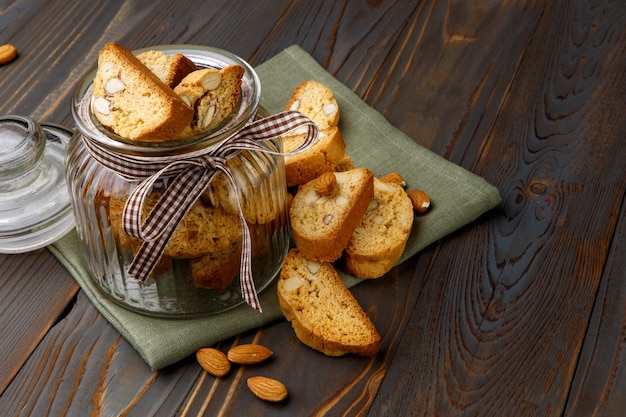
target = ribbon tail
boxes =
[238,209,261,312]
[127,226,175,281]
[126,165,216,281]
[214,162,262,313]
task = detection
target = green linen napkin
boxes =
[49,45,501,371]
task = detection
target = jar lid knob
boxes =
[0,115,45,182]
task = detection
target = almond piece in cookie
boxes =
[174,65,244,134]
[314,172,338,196]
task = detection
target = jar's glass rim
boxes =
[70,44,261,157]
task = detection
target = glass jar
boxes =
[67,45,290,317]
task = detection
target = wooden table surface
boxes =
[1,1,625,416]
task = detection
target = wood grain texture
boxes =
[0,0,624,415]
[0,250,78,394]
[0,291,198,416]
[370,0,626,415]
[565,202,626,416]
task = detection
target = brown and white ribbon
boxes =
[81,110,319,313]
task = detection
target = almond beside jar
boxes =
[66,45,290,316]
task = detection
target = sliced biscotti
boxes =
[277,248,381,357]
[137,49,197,88]
[174,65,244,134]
[123,190,242,259]
[92,43,194,142]
[290,168,374,262]
[283,126,346,187]
[344,178,414,278]
[191,241,242,292]
[286,80,340,129]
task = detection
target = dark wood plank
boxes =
[0,291,199,416]
[0,251,78,394]
[316,0,545,165]
[176,262,434,417]
[1,1,296,123]
[370,0,626,415]
[565,202,626,416]
[0,256,429,415]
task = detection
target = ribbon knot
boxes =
[81,110,319,312]
[197,154,225,171]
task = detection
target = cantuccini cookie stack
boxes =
[92,43,252,292]
[92,42,245,142]
[277,80,431,357]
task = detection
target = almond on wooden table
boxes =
[246,376,288,402]
[196,348,231,377]
[0,44,18,64]
[227,344,273,365]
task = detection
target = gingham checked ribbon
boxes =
[81,110,319,312]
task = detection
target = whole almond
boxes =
[247,376,288,402]
[314,172,337,196]
[196,348,231,377]
[380,172,406,187]
[407,189,431,213]
[227,344,273,365]
[0,44,18,65]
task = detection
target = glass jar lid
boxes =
[0,115,75,253]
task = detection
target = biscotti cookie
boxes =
[137,49,197,88]
[191,241,242,291]
[201,169,281,225]
[108,195,172,277]
[290,168,374,262]
[163,203,243,259]
[286,80,340,129]
[92,43,194,142]
[343,178,414,278]
[277,248,381,357]
[174,65,244,134]
[282,126,346,187]
[110,190,242,259]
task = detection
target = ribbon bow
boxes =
[81,110,319,312]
